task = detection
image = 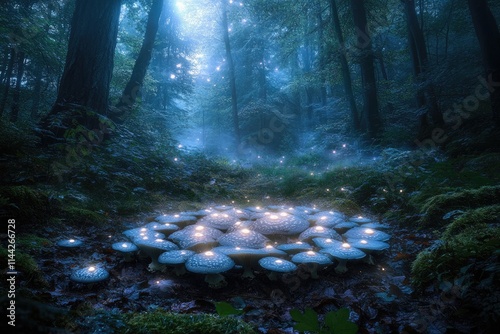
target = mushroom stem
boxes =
[334,259,348,274]
[173,265,187,276]
[204,273,228,288]
[241,266,255,279]
[147,259,166,272]
[362,253,375,265]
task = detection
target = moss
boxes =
[418,185,500,227]
[411,208,500,289]
[443,205,500,240]
[61,206,107,226]
[17,234,53,253]
[122,310,257,334]
[0,186,52,226]
[0,246,48,288]
[330,198,361,216]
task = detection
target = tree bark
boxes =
[114,0,164,121]
[468,0,500,127]
[330,0,360,131]
[351,0,381,139]
[30,61,43,118]
[0,48,15,118]
[9,51,25,122]
[52,0,122,116]
[402,0,443,133]
[221,0,241,150]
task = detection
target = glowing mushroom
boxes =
[343,227,391,241]
[111,241,139,262]
[157,249,195,276]
[212,246,267,278]
[134,237,179,271]
[298,226,342,242]
[252,213,310,236]
[197,212,237,231]
[346,238,389,264]
[320,242,366,274]
[185,251,235,288]
[258,256,297,280]
[218,228,269,249]
[276,241,313,255]
[70,266,109,284]
[291,251,333,278]
[56,238,83,248]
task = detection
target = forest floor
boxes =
[10,197,481,334]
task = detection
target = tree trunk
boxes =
[10,51,25,122]
[114,0,163,121]
[0,47,10,85]
[330,0,359,131]
[351,0,381,139]
[0,48,15,118]
[30,61,43,118]
[468,0,500,127]
[221,0,241,150]
[402,0,443,133]
[53,0,121,116]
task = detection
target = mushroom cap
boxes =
[56,239,83,248]
[310,210,346,222]
[311,215,345,228]
[169,225,223,242]
[214,205,234,211]
[155,214,197,226]
[123,227,165,242]
[245,206,266,213]
[266,205,286,212]
[360,222,390,230]
[134,237,179,252]
[218,229,269,249]
[252,213,310,235]
[70,266,109,283]
[261,245,287,257]
[111,241,139,253]
[276,241,313,254]
[331,221,359,232]
[158,250,195,265]
[180,210,210,219]
[294,206,321,215]
[197,212,237,230]
[145,222,180,234]
[320,243,366,260]
[258,257,297,273]
[225,220,254,233]
[291,251,333,265]
[175,233,218,250]
[349,215,373,224]
[346,238,390,252]
[185,251,235,274]
[343,227,391,241]
[212,246,268,266]
[312,237,344,249]
[298,226,342,241]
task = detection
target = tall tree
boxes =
[401,0,443,135]
[0,48,15,117]
[52,0,122,116]
[221,0,241,150]
[113,0,164,122]
[467,0,500,127]
[350,0,381,139]
[9,51,25,122]
[329,0,360,131]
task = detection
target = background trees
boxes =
[0,0,498,154]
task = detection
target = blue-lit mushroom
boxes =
[343,227,391,242]
[111,241,139,262]
[258,256,297,280]
[185,251,235,288]
[56,238,83,248]
[346,238,389,264]
[276,241,313,255]
[252,212,310,235]
[349,215,372,224]
[298,226,342,242]
[157,249,195,276]
[218,228,269,249]
[197,212,237,230]
[291,251,333,278]
[213,246,267,278]
[320,242,366,274]
[134,237,179,271]
[145,222,180,236]
[70,265,109,284]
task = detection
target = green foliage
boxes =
[61,206,107,227]
[214,301,244,317]
[290,307,358,334]
[16,234,52,253]
[0,246,47,289]
[122,310,256,334]
[0,186,52,226]
[418,185,500,227]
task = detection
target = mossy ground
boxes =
[122,310,257,334]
